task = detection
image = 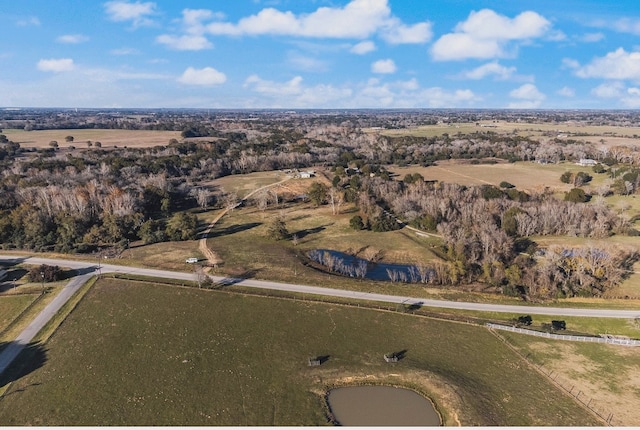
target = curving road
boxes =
[2,253,640,377]
[3,254,640,319]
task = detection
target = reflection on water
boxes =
[327,385,441,426]
[308,249,435,283]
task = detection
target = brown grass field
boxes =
[2,128,181,149]
[368,121,640,148]
[389,160,610,194]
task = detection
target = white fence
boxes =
[486,323,640,347]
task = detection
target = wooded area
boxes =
[1,108,639,299]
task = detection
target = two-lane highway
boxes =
[4,254,640,318]
[2,253,640,377]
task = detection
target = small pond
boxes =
[308,249,434,283]
[327,385,441,426]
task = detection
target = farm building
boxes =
[577,158,597,166]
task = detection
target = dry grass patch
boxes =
[119,240,202,271]
[2,129,181,149]
[390,161,609,194]
[370,122,640,148]
[502,334,640,426]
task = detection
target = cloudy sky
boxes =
[2,0,640,109]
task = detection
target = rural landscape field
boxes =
[1,107,640,426]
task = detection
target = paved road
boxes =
[0,272,94,376]
[2,253,640,377]
[3,254,640,319]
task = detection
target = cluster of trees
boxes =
[336,173,636,299]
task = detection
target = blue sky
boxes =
[2,0,640,109]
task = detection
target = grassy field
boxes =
[0,294,39,340]
[2,129,181,149]
[0,279,69,344]
[0,278,600,426]
[389,160,610,194]
[501,331,640,426]
[207,170,291,199]
[368,121,640,147]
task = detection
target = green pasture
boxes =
[0,279,598,426]
[0,295,40,341]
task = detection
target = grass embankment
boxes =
[0,295,40,341]
[0,282,67,343]
[0,278,598,426]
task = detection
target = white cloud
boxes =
[591,81,624,98]
[371,59,396,74]
[380,19,432,44]
[508,83,545,108]
[203,0,430,43]
[104,1,156,27]
[580,32,605,42]
[178,67,226,86]
[612,18,640,35]
[431,9,551,61]
[557,86,575,97]
[287,52,329,72]
[57,34,89,44]
[574,48,640,80]
[461,62,516,80]
[156,34,212,51]
[588,82,640,107]
[561,58,580,69]
[110,47,140,55]
[623,87,640,107]
[16,16,40,27]
[244,75,304,95]
[417,87,478,108]
[351,40,376,54]
[242,74,478,108]
[37,58,75,72]
[432,34,502,61]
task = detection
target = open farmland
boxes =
[370,121,640,148]
[2,129,181,149]
[389,160,610,193]
[0,278,599,426]
[502,331,640,426]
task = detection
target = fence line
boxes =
[487,324,625,426]
[486,323,640,347]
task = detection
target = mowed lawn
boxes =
[0,279,598,426]
[0,294,39,341]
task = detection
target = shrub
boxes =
[481,185,503,200]
[517,315,532,326]
[564,188,588,203]
[28,264,64,282]
[499,181,515,189]
[349,215,365,230]
[560,171,573,184]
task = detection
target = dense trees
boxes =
[1,108,639,299]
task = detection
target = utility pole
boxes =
[40,271,45,295]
